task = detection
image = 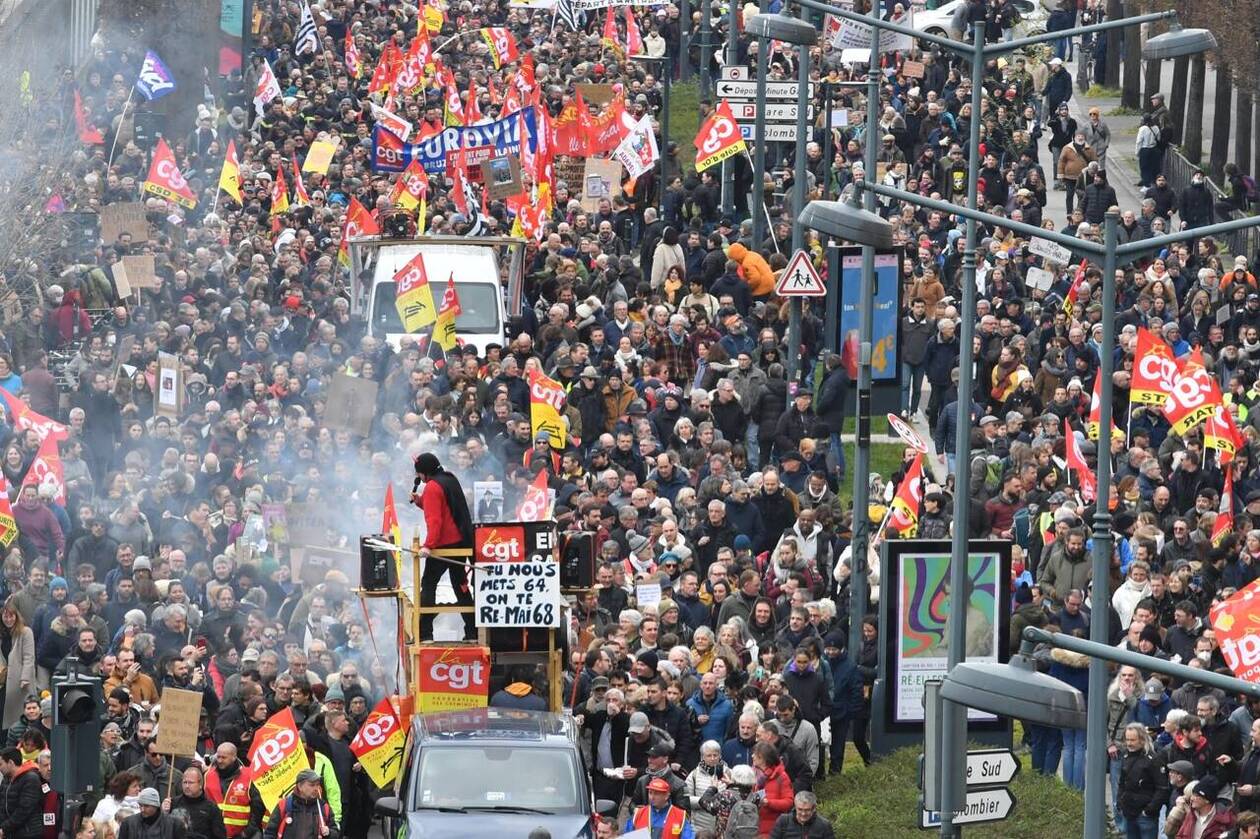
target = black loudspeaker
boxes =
[359,534,398,592]
[560,532,595,589]
[486,627,552,652]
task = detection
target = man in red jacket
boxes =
[411,453,476,640]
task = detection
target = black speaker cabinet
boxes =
[359,534,398,592]
[560,532,595,589]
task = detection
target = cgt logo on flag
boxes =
[1212,579,1260,683]
[476,526,526,562]
[136,50,176,101]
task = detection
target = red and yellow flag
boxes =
[393,251,437,332]
[219,139,242,203]
[345,29,361,78]
[290,158,309,207]
[247,708,306,811]
[337,196,380,267]
[1212,467,1235,547]
[516,469,553,522]
[270,166,289,215]
[694,101,747,172]
[350,698,406,788]
[1162,348,1223,436]
[434,273,462,352]
[143,138,197,209]
[382,482,402,582]
[0,474,17,549]
[480,27,519,69]
[1211,578,1260,683]
[528,367,566,450]
[1131,326,1177,405]
[887,453,924,536]
[1205,404,1246,465]
[1085,373,1123,441]
[1062,261,1088,319]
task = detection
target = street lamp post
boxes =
[751,35,769,247]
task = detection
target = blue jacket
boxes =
[721,735,755,768]
[686,690,734,745]
[1133,695,1172,731]
[824,651,864,719]
[724,499,766,557]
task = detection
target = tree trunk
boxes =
[1104,0,1123,88]
[1254,99,1260,182]
[1209,61,1233,178]
[1184,54,1206,165]
[1169,55,1190,143]
[1237,91,1252,176]
[1121,10,1142,110]
[1144,57,1162,108]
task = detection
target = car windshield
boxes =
[371,281,501,334]
[411,746,581,813]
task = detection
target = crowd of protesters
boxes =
[0,0,1254,836]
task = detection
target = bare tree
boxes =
[1238,90,1253,175]
[1208,60,1233,178]
[1168,55,1189,140]
[1105,0,1124,87]
[1184,53,1206,164]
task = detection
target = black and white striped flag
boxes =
[295,2,319,55]
[555,0,586,31]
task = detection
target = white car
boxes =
[911,0,1048,41]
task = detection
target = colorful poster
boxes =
[838,247,901,381]
[893,549,1003,724]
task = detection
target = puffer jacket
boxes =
[1117,749,1162,820]
[727,243,775,297]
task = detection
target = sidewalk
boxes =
[1065,86,1148,214]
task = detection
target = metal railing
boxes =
[1162,146,1260,259]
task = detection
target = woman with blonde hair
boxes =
[0,597,33,728]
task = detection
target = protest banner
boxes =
[418,646,491,712]
[473,522,561,627]
[154,688,203,756]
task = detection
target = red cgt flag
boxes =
[1130,326,1178,405]
[886,452,925,536]
[1211,578,1260,682]
[142,138,197,209]
[694,100,747,172]
[1064,428,1096,502]
[1162,348,1223,436]
[1211,467,1235,547]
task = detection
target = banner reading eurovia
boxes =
[371,109,538,175]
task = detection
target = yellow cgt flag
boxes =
[247,708,306,811]
[433,273,461,351]
[350,699,406,788]
[393,251,437,332]
[528,368,567,449]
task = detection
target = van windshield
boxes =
[411,746,581,813]
[371,282,501,334]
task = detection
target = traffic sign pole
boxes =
[786,37,809,386]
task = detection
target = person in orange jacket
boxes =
[727,243,775,298]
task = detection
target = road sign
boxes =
[776,250,826,297]
[729,101,813,121]
[716,79,815,99]
[739,124,797,142]
[920,788,1016,829]
[964,750,1020,787]
[720,66,749,81]
[886,413,929,453]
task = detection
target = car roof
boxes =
[413,709,579,746]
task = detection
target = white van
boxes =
[347,235,527,354]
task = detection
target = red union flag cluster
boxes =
[143,138,197,209]
[1161,348,1223,436]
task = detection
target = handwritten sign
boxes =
[154,687,203,756]
[1025,266,1055,292]
[473,522,561,628]
[122,255,159,289]
[902,60,925,78]
[100,202,149,245]
[635,582,662,609]
[1029,236,1073,266]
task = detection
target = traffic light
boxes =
[52,681,94,726]
[50,669,101,795]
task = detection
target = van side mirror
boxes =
[375,796,403,817]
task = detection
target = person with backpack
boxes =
[698,763,761,838]
[262,770,338,839]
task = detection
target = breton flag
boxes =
[554,0,585,31]
[295,2,319,55]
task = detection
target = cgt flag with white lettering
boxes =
[1212,578,1260,683]
[350,698,407,788]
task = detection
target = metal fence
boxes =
[1162,147,1260,260]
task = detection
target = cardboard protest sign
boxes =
[154,688,203,756]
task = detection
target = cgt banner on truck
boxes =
[473,522,562,628]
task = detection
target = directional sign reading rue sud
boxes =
[776,250,826,297]
[920,788,1016,829]
[964,750,1020,787]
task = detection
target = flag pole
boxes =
[744,149,780,254]
[108,89,134,169]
